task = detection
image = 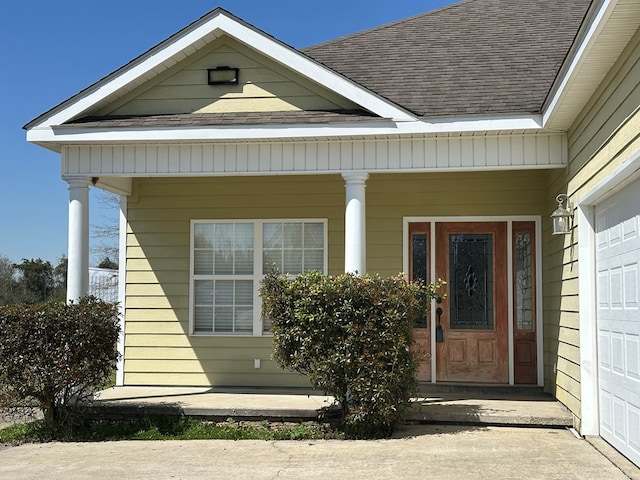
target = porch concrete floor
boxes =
[93,386,573,427]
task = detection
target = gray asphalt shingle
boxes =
[62,110,384,128]
[303,0,592,116]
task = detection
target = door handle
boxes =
[436,307,444,342]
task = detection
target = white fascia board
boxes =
[542,0,615,127]
[33,115,543,144]
[30,21,226,129]
[28,11,415,131]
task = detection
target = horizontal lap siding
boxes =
[123,175,344,387]
[105,37,353,117]
[367,170,548,277]
[125,170,548,387]
[544,27,640,427]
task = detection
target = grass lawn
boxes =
[0,416,340,444]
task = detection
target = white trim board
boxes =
[60,134,566,177]
[29,115,546,146]
[577,147,640,435]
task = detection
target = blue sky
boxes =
[0,0,454,266]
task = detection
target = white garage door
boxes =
[596,178,640,467]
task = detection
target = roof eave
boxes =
[27,113,543,146]
[542,0,640,130]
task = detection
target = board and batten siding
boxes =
[123,171,548,386]
[62,133,566,178]
[98,36,356,117]
[544,26,640,429]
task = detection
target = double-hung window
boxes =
[190,219,327,336]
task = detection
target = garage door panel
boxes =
[596,178,640,467]
[628,334,640,380]
[630,405,640,455]
[624,264,639,307]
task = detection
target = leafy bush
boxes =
[0,297,120,428]
[261,271,435,439]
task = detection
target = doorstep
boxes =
[86,385,572,428]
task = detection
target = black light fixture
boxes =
[551,193,573,235]
[207,66,239,85]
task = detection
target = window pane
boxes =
[515,232,534,331]
[194,224,214,248]
[215,307,233,332]
[234,224,254,274]
[304,223,324,248]
[194,250,213,275]
[284,249,303,275]
[263,223,282,249]
[263,249,282,274]
[235,307,253,333]
[412,234,428,284]
[214,249,233,275]
[235,249,254,275]
[194,280,214,305]
[235,223,254,246]
[284,223,303,248]
[214,223,234,248]
[304,250,324,272]
[235,280,253,305]
[194,306,213,332]
[215,280,234,305]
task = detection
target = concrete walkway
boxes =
[2,424,638,479]
[2,387,639,479]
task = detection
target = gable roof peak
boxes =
[25,6,416,134]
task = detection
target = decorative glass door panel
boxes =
[436,222,508,383]
[512,221,537,384]
[449,234,494,330]
[408,222,431,381]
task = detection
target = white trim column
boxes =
[116,194,128,386]
[65,177,91,302]
[343,172,369,274]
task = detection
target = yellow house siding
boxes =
[367,170,548,277]
[123,170,548,386]
[123,175,344,386]
[568,28,640,179]
[542,27,640,426]
[102,37,357,117]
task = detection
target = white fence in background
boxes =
[88,267,119,303]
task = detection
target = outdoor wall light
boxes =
[207,66,239,85]
[551,193,573,235]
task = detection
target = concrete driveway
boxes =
[1,424,637,480]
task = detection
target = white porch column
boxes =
[342,172,369,274]
[65,177,91,302]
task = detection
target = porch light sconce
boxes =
[207,66,239,85]
[551,194,573,235]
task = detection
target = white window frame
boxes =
[189,218,328,336]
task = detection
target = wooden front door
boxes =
[435,222,509,383]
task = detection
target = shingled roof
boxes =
[61,111,383,129]
[303,0,592,117]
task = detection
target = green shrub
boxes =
[0,297,120,428]
[261,271,436,439]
